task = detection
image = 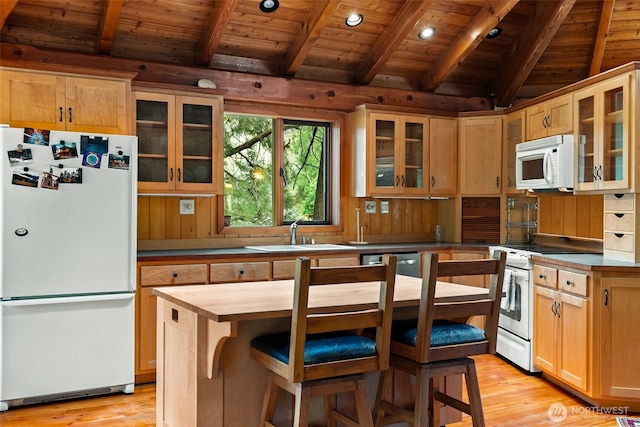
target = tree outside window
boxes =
[223,114,330,227]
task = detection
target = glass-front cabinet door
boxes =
[135,92,222,194]
[136,92,176,192]
[575,74,630,192]
[371,113,397,194]
[401,117,428,195]
[368,113,428,196]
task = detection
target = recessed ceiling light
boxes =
[418,26,436,40]
[259,0,279,13]
[346,13,363,27]
[486,27,502,39]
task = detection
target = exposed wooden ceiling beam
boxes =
[492,0,576,107]
[355,0,433,84]
[1,43,491,113]
[284,0,340,76]
[194,0,239,66]
[589,0,615,77]
[0,0,19,29]
[96,0,124,54]
[420,0,520,92]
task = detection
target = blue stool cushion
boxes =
[391,319,486,347]
[251,332,377,365]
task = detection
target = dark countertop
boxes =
[532,253,640,271]
[137,242,488,262]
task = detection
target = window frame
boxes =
[218,103,343,235]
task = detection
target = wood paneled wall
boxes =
[137,195,437,250]
[538,194,603,240]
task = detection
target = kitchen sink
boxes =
[245,244,354,252]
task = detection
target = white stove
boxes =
[490,246,541,373]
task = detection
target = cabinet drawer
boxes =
[273,260,297,280]
[209,262,270,283]
[558,270,588,296]
[317,256,359,267]
[140,264,208,286]
[604,193,635,212]
[604,213,635,232]
[604,232,634,253]
[533,265,557,288]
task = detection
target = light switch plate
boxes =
[180,199,195,215]
[380,201,389,214]
[365,201,376,214]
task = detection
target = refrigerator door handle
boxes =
[2,293,135,306]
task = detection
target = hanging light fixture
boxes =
[259,0,279,13]
[418,26,436,40]
[345,13,363,27]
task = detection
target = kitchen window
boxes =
[223,113,336,227]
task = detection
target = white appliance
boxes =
[516,134,574,191]
[489,246,541,373]
[0,127,137,410]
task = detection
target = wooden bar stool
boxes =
[374,251,507,427]
[250,255,397,427]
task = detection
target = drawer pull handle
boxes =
[239,269,244,275]
[172,308,179,322]
[614,233,624,238]
[604,289,609,306]
[614,194,624,199]
[566,280,572,286]
[615,213,624,218]
[539,273,545,279]
[173,272,178,278]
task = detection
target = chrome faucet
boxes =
[290,220,299,244]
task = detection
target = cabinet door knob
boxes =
[178,168,182,182]
[566,280,572,286]
[68,107,73,123]
[170,168,174,181]
[172,272,178,278]
[59,107,63,122]
[395,175,400,186]
[604,289,609,306]
[239,269,244,275]
[431,176,435,187]
[539,273,545,279]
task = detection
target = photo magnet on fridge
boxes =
[40,169,60,190]
[108,153,130,170]
[7,148,33,166]
[58,167,83,184]
[82,151,102,169]
[23,128,51,146]
[11,170,39,187]
[51,141,78,160]
[80,135,109,155]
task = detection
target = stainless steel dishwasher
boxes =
[361,252,421,278]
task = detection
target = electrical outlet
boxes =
[180,199,195,215]
[380,200,389,214]
[365,201,376,214]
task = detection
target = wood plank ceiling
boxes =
[1,0,639,107]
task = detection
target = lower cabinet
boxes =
[597,277,640,400]
[533,259,640,409]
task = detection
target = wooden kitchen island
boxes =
[153,275,493,427]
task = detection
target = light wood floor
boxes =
[0,355,635,426]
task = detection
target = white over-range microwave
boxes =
[515,134,574,191]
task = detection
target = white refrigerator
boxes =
[0,126,137,410]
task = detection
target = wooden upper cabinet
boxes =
[429,117,457,196]
[458,116,502,195]
[0,68,129,134]
[525,94,573,140]
[349,107,430,197]
[348,106,456,198]
[574,73,631,193]
[134,91,223,194]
